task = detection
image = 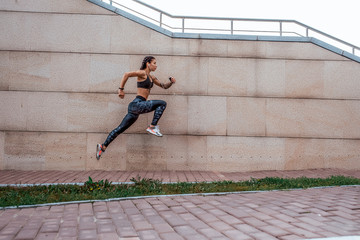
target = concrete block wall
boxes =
[1,0,360,171]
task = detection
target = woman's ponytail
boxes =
[140,56,155,70]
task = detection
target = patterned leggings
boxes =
[103,96,167,147]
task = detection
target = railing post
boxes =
[279,21,282,36]
[110,0,112,6]
[306,27,309,37]
[231,20,233,35]
[182,18,185,33]
[160,12,163,27]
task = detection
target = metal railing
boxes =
[97,0,360,60]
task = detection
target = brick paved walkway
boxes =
[0,168,359,185]
[0,169,359,240]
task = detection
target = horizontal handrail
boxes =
[97,0,360,59]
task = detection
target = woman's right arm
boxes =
[118,70,144,99]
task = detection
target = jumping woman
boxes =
[96,56,176,160]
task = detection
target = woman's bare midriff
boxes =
[137,88,150,100]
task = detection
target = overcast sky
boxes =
[142,0,359,49]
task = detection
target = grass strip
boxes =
[1,175,359,208]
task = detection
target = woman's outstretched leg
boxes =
[96,112,138,160]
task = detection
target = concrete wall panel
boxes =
[0,12,113,53]
[0,132,4,169]
[0,0,114,15]
[188,96,227,136]
[266,98,360,139]
[0,91,68,132]
[285,60,325,98]
[284,138,360,170]
[0,51,10,90]
[324,61,360,100]
[4,132,86,170]
[207,136,285,172]
[208,58,256,96]
[227,97,267,136]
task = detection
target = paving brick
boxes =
[34,232,57,240]
[170,206,188,214]
[160,232,184,240]
[159,211,187,227]
[144,215,164,225]
[98,232,120,240]
[184,234,208,240]
[132,220,153,231]
[138,230,160,240]
[140,209,158,217]
[49,205,65,213]
[223,229,252,240]
[293,222,322,232]
[186,220,209,230]
[0,226,22,236]
[217,214,243,225]
[258,225,290,237]
[173,226,197,236]
[152,223,174,234]
[40,223,60,233]
[118,237,140,240]
[233,224,261,234]
[273,213,299,223]
[241,217,268,228]
[278,234,303,240]
[14,228,40,240]
[95,211,111,219]
[116,226,138,237]
[196,213,219,223]
[286,227,322,239]
[207,220,233,232]
[0,235,16,240]
[207,208,227,216]
[180,202,197,209]
[265,219,294,230]
[97,223,116,233]
[151,204,170,212]
[78,229,97,240]
[61,219,78,228]
[249,231,279,240]
[198,228,224,238]
[58,227,77,238]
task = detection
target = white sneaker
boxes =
[146,125,163,137]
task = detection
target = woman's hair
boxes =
[140,56,155,70]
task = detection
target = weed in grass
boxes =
[130,175,164,195]
[84,176,113,193]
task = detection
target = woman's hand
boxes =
[118,89,125,99]
[169,77,176,84]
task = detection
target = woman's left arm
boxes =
[152,76,176,89]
